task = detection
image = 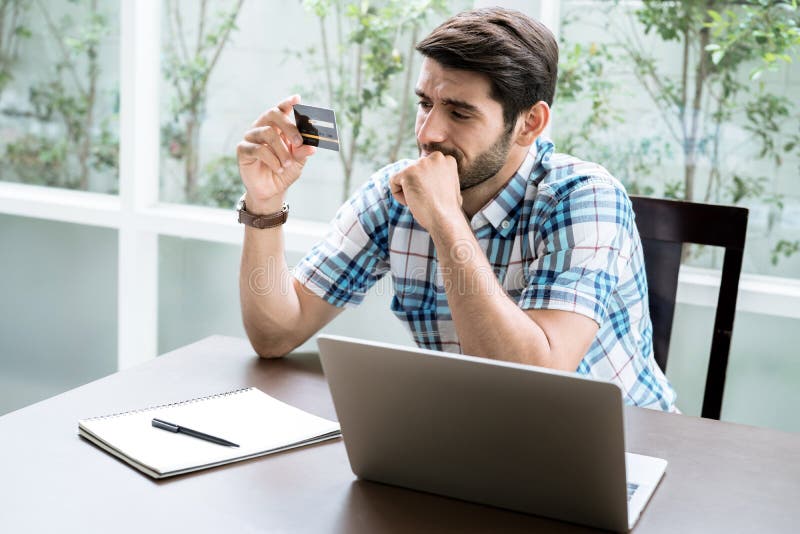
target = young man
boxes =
[236,7,677,411]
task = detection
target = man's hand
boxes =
[237,95,317,214]
[389,152,463,232]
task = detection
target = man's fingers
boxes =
[389,173,402,193]
[290,143,316,164]
[244,126,294,168]
[237,141,284,175]
[389,173,407,206]
[251,111,303,147]
[277,94,301,114]
[251,95,304,148]
[391,189,407,206]
[252,94,300,125]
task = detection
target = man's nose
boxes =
[417,108,447,146]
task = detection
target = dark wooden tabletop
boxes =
[1,336,798,533]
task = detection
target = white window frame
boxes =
[0,0,798,371]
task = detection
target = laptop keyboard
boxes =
[627,482,639,502]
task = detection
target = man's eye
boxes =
[417,101,432,110]
[452,111,469,120]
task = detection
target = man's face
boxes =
[414,58,514,190]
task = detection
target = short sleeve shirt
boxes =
[294,137,678,412]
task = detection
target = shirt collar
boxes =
[469,142,540,237]
[531,136,555,185]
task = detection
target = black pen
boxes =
[152,418,239,447]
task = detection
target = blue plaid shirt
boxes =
[295,137,678,411]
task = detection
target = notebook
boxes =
[78,387,341,479]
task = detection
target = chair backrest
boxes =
[629,196,748,420]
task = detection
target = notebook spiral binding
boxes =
[83,387,254,421]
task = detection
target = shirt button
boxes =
[501,220,510,229]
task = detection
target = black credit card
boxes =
[293,104,340,151]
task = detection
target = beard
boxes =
[418,128,514,190]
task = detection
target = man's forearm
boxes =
[239,196,303,357]
[430,217,553,366]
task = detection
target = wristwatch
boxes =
[236,193,289,229]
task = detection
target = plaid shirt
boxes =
[295,137,677,411]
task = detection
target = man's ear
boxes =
[513,101,550,146]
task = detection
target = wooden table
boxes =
[1,336,798,533]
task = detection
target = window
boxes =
[158,0,470,221]
[0,0,120,194]
[1,1,798,427]
[554,0,800,279]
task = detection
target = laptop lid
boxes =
[318,334,632,532]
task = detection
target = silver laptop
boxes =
[317,334,667,532]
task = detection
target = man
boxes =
[236,7,677,411]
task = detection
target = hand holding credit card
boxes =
[237,97,336,210]
[293,104,340,152]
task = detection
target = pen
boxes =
[151,418,239,447]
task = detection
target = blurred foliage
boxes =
[556,38,622,155]
[4,134,70,186]
[1,0,118,191]
[554,0,800,265]
[772,239,800,265]
[196,155,241,208]
[704,0,800,80]
[0,0,31,93]
[162,0,245,204]
[295,0,452,201]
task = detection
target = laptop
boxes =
[317,335,667,532]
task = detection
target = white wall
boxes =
[0,214,117,414]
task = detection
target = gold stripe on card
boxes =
[301,133,339,144]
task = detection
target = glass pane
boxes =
[0,0,120,194]
[158,0,471,222]
[668,302,800,433]
[157,236,409,355]
[0,214,118,416]
[158,235,247,355]
[555,1,800,278]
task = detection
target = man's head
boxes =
[414,7,558,190]
[417,7,558,129]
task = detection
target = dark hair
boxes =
[416,7,558,128]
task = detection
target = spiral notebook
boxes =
[78,387,341,479]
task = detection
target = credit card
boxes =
[293,104,340,151]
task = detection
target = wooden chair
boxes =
[629,196,748,420]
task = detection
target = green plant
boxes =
[162,0,245,203]
[3,134,70,186]
[0,0,31,93]
[554,19,672,200]
[196,155,241,208]
[297,0,451,201]
[772,239,800,265]
[705,0,800,80]
[2,0,118,191]
[555,0,800,267]
[617,1,786,202]
[555,32,622,156]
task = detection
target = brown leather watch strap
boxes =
[238,202,289,229]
